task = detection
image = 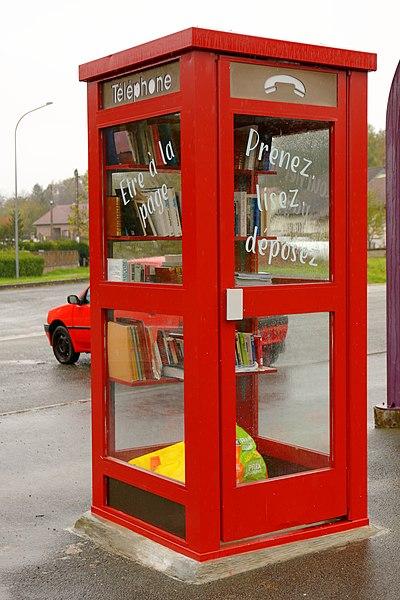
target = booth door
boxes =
[218,63,348,542]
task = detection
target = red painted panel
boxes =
[346,71,368,521]
[79,28,376,82]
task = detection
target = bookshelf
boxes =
[104,113,183,285]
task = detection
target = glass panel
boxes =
[234,116,330,286]
[104,113,182,285]
[235,312,330,485]
[106,310,184,484]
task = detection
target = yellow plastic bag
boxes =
[129,441,185,482]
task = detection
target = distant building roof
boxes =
[368,167,385,204]
[368,166,385,182]
[33,203,87,226]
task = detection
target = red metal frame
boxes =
[81,29,375,560]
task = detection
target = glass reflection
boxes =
[236,312,331,483]
[234,116,330,286]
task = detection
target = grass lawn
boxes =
[368,257,386,284]
[259,256,386,284]
[0,266,89,286]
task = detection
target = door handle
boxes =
[226,288,243,320]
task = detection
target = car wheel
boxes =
[52,325,80,364]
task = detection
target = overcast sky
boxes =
[0,0,397,198]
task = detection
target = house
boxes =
[368,166,386,203]
[33,203,87,240]
[368,166,386,249]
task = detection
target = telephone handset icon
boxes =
[264,74,306,98]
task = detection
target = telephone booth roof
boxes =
[79,27,377,82]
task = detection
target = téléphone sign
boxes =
[230,62,337,107]
[102,62,180,108]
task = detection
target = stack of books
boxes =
[234,124,272,171]
[234,192,268,236]
[157,329,184,379]
[107,256,182,284]
[107,319,184,384]
[235,272,272,286]
[107,119,180,167]
[106,189,182,237]
[235,331,263,372]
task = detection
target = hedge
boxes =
[21,240,89,265]
[0,251,44,277]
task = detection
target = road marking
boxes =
[0,397,91,417]
[0,359,46,365]
[0,332,44,342]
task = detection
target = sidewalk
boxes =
[1,352,398,600]
[0,276,89,290]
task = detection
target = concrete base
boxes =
[374,405,400,428]
[73,512,385,584]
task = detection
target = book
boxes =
[162,365,184,380]
[235,362,259,373]
[107,321,136,382]
[115,187,146,235]
[234,125,258,170]
[105,127,119,165]
[128,326,139,381]
[114,130,135,163]
[141,191,168,236]
[154,266,183,284]
[149,123,164,165]
[106,196,121,237]
[157,329,169,366]
[235,272,272,286]
[235,192,247,236]
[107,258,128,282]
[163,254,182,267]
[162,192,175,236]
[166,188,181,236]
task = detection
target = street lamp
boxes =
[14,102,53,278]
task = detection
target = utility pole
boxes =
[50,184,54,240]
[74,168,80,242]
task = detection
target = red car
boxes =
[44,287,91,364]
[45,287,288,366]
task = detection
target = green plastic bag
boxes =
[236,425,268,483]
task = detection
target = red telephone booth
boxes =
[79,28,376,560]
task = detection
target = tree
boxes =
[368,124,385,167]
[367,190,385,249]
[0,214,12,245]
[68,203,88,241]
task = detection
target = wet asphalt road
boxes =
[0,282,396,600]
[0,282,91,415]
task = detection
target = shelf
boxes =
[236,366,277,375]
[108,236,182,241]
[105,163,181,172]
[109,376,182,387]
[234,169,277,175]
[235,236,277,241]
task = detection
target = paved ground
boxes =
[1,283,398,600]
